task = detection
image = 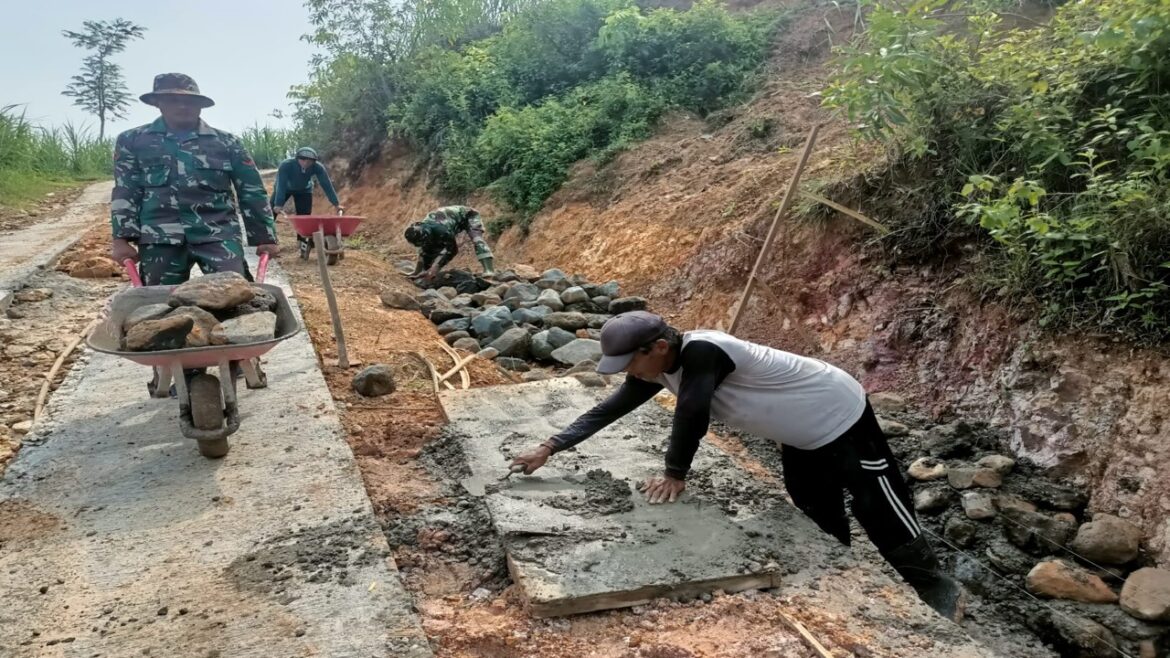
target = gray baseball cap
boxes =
[597,311,667,374]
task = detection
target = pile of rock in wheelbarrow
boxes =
[381,267,649,379]
[121,272,279,352]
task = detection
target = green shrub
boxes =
[824,0,1170,341]
[0,106,109,207]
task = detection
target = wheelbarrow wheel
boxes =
[189,374,229,458]
[325,235,340,265]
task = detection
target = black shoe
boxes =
[882,535,966,622]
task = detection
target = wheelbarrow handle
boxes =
[257,252,270,283]
[123,259,143,288]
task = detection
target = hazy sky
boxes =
[2,0,318,137]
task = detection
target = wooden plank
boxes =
[728,124,821,335]
[802,191,890,234]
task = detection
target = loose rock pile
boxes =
[383,267,649,382]
[872,393,1170,658]
[121,272,279,352]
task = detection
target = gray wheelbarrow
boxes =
[86,255,301,457]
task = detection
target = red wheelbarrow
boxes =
[86,255,301,458]
[288,213,364,265]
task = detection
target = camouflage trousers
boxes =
[138,240,251,286]
[463,216,493,259]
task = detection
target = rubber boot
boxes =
[479,256,495,277]
[881,535,966,622]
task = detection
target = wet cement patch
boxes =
[228,515,382,594]
[438,381,976,655]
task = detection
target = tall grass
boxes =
[239,124,301,169]
[0,105,110,208]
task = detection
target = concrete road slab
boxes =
[443,379,994,655]
[0,261,432,658]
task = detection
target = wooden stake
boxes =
[777,610,834,658]
[34,319,98,421]
[314,227,350,368]
[727,124,821,335]
[802,191,890,234]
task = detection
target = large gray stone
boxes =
[488,327,531,359]
[544,312,588,332]
[1069,514,1143,565]
[444,331,471,345]
[429,308,469,325]
[608,296,647,314]
[540,268,567,281]
[122,303,172,332]
[168,271,253,310]
[437,317,472,335]
[503,283,540,303]
[914,487,954,515]
[1001,508,1077,554]
[584,313,611,330]
[561,286,589,305]
[598,281,620,298]
[536,289,565,312]
[380,291,421,311]
[512,307,550,326]
[353,364,397,397]
[220,311,277,344]
[452,337,482,352]
[168,305,228,348]
[496,357,531,372]
[472,306,515,343]
[1120,568,1170,622]
[550,338,603,366]
[948,467,1002,489]
[124,315,193,351]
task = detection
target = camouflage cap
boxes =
[140,73,215,108]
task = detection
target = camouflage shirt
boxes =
[414,206,492,270]
[110,118,276,246]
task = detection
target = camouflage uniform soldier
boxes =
[403,205,494,279]
[110,73,279,284]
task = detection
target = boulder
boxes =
[496,357,530,372]
[962,491,997,520]
[598,281,620,298]
[566,301,607,314]
[452,337,481,352]
[123,303,172,332]
[472,306,515,343]
[227,285,278,317]
[544,312,588,332]
[584,313,611,329]
[512,307,550,326]
[220,311,277,344]
[1011,479,1088,512]
[561,286,589,305]
[565,360,599,376]
[944,518,979,549]
[948,467,1003,489]
[574,372,607,387]
[430,309,470,325]
[541,268,567,281]
[986,538,1036,574]
[427,270,490,294]
[168,306,228,347]
[609,296,647,314]
[536,289,565,312]
[444,331,471,345]
[1029,610,1117,658]
[169,272,253,310]
[522,370,552,382]
[1001,508,1077,554]
[878,417,910,437]
[869,392,907,414]
[471,292,502,307]
[1026,560,1118,603]
[438,286,459,299]
[437,317,472,335]
[1120,568,1170,622]
[551,339,603,366]
[1069,514,1143,565]
[124,315,193,351]
[976,454,1016,475]
[509,264,540,281]
[379,290,420,311]
[993,494,1038,515]
[503,283,541,303]
[488,328,531,359]
[420,298,454,318]
[907,457,948,482]
[531,327,577,361]
[450,294,475,308]
[353,365,396,397]
[913,487,954,515]
[591,296,612,309]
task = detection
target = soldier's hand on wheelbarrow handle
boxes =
[112,238,138,263]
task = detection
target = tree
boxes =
[61,19,146,140]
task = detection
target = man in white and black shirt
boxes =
[512,311,963,620]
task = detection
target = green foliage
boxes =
[60,19,146,140]
[298,0,779,216]
[239,125,302,169]
[824,0,1170,341]
[0,106,110,208]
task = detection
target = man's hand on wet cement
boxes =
[511,445,552,475]
[640,475,685,504]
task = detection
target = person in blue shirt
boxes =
[271,147,344,259]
